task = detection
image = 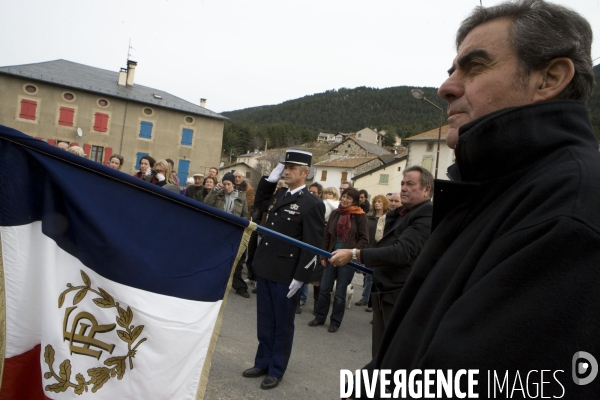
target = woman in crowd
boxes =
[108,155,124,170]
[323,187,340,222]
[194,176,216,203]
[309,182,323,198]
[309,188,368,332]
[132,155,157,183]
[204,172,248,218]
[355,194,389,311]
[153,159,179,193]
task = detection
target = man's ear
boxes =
[533,57,575,102]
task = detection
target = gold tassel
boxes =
[195,221,257,399]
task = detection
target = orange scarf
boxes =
[336,205,364,243]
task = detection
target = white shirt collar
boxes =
[286,185,306,196]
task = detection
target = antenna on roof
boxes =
[127,39,137,61]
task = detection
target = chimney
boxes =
[200,98,207,108]
[126,60,137,86]
[118,67,127,86]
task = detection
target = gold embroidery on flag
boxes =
[44,270,146,394]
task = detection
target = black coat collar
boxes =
[453,100,595,182]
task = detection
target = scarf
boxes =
[223,190,238,214]
[336,205,364,243]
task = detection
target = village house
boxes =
[351,150,408,197]
[403,125,453,180]
[0,59,226,184]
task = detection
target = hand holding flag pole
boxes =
[255,225,372,274]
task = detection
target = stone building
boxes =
[0,59,226,184]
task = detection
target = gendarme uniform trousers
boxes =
[252,178,325,378]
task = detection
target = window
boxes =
[136,152,149,170]
[358,133,361,137]
[58,107,75,126]
[90,145,104,163]
[379,174,389,184]
[98,99,109,107]
[139,121,153,139]
[397,167,402,172]
[177,159,190,186]
[422,157,433,173]
[19,99,37,120]
[348,144,351,148]
[320,170,327,181]
[185,116,194,124]
[63,93,75,101]
[246,172,251,179]
[181,128,193,146]
[25,85,37,93]
[427,142,434,152]
[143,107,153,116]
[93,112,109,132]
[341,172,348,181]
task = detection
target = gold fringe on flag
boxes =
[0,232,6,392]
[195,221,257,400]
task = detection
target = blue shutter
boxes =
[140,121,153,139]
[181,128,193,146]
[135,152,149,170]
[178,159,190,185]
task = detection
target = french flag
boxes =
[0,125,254,399]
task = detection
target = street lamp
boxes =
[411,89,444,179]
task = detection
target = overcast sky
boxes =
[1,0,598,114]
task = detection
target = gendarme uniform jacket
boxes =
[253,178,325,285]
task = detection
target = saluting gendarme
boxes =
[242,150,325,390]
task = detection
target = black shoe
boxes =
[252,288,257,293]
[355,299,368,306]
[242,367,268,378]
[328,325,339,333]
[260,375,281,390]
[296,307,301,314]
[236,288,250,298]
[308,319,324,327]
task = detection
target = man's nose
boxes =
[438,72,463,103]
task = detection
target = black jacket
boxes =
[253,178,325,285]
[357,101,600,398]
[360,201,432,302]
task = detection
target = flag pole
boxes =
[255,225,373,274]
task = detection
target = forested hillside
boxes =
[222,66,600,157]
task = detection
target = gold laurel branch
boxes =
[45,271,147,394]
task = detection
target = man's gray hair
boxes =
[404,166,434,192]
[456,0,594,102]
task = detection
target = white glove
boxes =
[267,163,285,183]
[156,173,165,182]
[287,279,303,298]
[145,168,152,177]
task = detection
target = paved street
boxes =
[204,271,373,399]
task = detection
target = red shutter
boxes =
[83,144,91,159]
[47,139,56,146]
[58,107,75,126]
[19,99,37,120]
[103,147,113,165]
[93,113,109,132]
[70,142,78,147]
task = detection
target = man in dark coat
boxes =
[242,150,325,390]
[330,166,433,356]
[347,1,600,398]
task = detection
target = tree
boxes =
[382,131,397,147]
